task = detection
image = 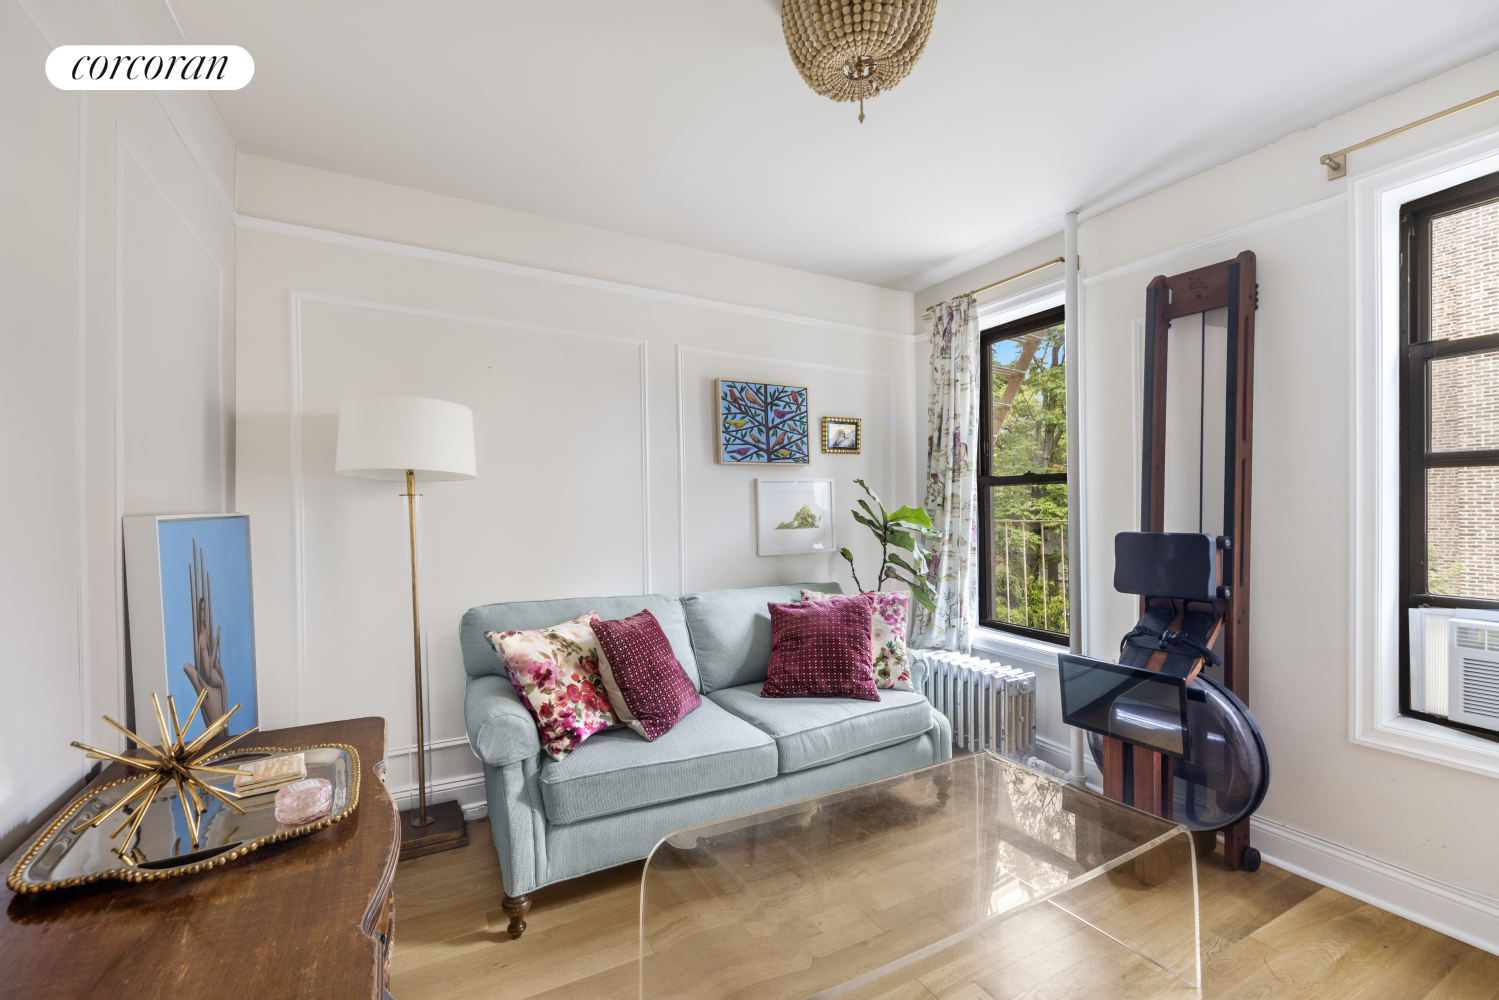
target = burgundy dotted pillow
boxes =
[761,595,879,701]
[592,610,701,741]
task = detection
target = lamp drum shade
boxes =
[335,396,477,481]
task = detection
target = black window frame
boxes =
[978,305,1069,644]
[1398,168,1499,743]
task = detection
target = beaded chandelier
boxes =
[781,0,936,123]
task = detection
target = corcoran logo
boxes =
[46,45,253,90]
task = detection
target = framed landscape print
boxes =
[124,514,258,742]
[756,479,835,556]
[821,416,862,454]
[717,379,810,464]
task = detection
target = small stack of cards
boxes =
[232,752,307,796]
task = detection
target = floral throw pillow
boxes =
[801,589,914,691]
[484,612,618,761]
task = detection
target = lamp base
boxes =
[397,799,468,861]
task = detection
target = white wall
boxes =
[233,154,920,816]
[0,0,236,858]
[919,50,1499,949]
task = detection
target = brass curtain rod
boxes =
[1321,87,1499,179]
[921,256,1066,316]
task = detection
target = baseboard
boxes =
[387,771,489,822]
[1251,815,1499,955]
[1033,734,1103,791]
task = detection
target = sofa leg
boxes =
[501,893,531,939]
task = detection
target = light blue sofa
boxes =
[460,582,953,937]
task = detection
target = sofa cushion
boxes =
[485,611,618,761]
[461,594,700,690]
[761,595,878,701]
[707,682,935,774]
[537,698,776,825]
[593,609,701,741]
[681,582,842,694]
[802,589,915,691]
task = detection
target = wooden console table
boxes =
[0,717,399,1000]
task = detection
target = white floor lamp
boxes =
[335,395,477,859]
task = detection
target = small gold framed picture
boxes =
[821,417,861,455]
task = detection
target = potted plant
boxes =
[840,479,940,611]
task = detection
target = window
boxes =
[979,306,1069,643]
[1399,168,1499,742]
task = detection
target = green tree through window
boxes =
[981,307,1069,640]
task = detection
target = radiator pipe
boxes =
[1064,211,1087,785]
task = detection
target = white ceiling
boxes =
[172,0,1499,289]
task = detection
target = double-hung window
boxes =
[1399,168,1499,740]
[978,306,1069,643]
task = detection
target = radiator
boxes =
[921,652,1037,757]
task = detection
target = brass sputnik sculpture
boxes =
[69,691,260,862]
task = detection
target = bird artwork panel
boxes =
[717,380,810,464]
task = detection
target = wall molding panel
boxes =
[674,343,897,595]
[285,290,652,724]
[243,215,916,343]
[117,130,230,510]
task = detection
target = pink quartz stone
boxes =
[274,777,333,825]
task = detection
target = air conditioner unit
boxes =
[1448,618,1499,732]
[1409,607,1457,715]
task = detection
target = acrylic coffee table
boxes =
[639,752,1199,999]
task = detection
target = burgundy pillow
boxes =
[761,594,879,701]
[592,610,701,741]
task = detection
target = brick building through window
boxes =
[1400,170,1499,737]
[1425,199,1499,600]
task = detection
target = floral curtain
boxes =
[911,295,979,652]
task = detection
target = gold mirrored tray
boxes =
[7,743,360,893]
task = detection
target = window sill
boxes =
[1353,706,1499,781]
[971,626,1067,672]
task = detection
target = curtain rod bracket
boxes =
[1319,87,1499,180]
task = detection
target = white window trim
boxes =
[973,277,1089,652]
[976,279,1063,329]
[1350,123,1499,779]
[972,624,1067,674]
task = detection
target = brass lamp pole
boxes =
[402,468,433,828]
[334,395,476,859]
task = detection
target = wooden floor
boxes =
[392,818,1497,1000]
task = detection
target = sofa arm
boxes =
[465,674,542,767]
[908,649,932,691]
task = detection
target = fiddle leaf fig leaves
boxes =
[841,485,941,609]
